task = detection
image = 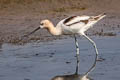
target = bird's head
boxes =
[40,19,53,29]
[22,19,54,38]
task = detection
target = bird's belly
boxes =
[62,28,79,35]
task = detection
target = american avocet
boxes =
[24,13,106,76]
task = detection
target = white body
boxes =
[55,14,106,35]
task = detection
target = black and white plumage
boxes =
[24,13,106,79]
[56,13,106,35]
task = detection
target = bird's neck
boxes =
[47,23,62,36]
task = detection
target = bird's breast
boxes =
[62,27,79,35]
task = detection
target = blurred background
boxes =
[0,0,120,44]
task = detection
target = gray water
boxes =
[0,36,120,80]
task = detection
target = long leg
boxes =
[83,34,98,76]
[74,35,80,75]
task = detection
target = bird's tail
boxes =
[98,13,106,19]
[92,13,106,21]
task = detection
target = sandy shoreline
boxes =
[0,0,120,44]
[0,11,120,44]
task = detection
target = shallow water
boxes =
[0,36,120,80]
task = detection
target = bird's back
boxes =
[56,13,106,35]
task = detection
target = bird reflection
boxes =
[51,74,92,80]
[51,46,98,80]
[51,62,93,80]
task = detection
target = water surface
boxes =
[0,36,120,80]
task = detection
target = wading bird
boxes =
[24,13,106,77]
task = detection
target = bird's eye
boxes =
[40,23,44,25]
